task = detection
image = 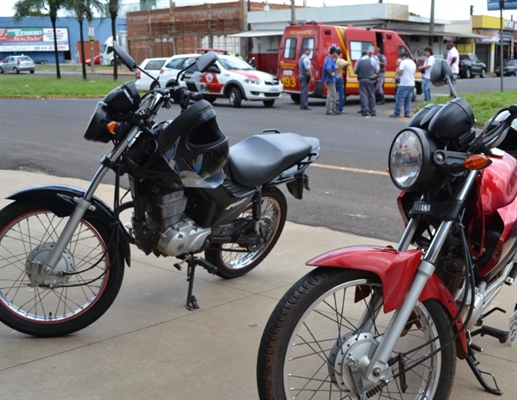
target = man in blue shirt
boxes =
[322,46,338,115]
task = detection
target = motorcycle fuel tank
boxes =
[480,150,517,215]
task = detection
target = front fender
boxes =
[307,245,467,356]
[7,185,131,267]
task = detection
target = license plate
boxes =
[510,309,517,346]
[270,87,281,93]
[283,70,293,76]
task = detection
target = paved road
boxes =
[1,75,516,242]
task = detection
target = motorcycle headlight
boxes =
[389,128,441,192]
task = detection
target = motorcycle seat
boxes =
[226,133,313,187]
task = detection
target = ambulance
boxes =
[277,22,422,103]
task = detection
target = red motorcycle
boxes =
[256,59,517,399]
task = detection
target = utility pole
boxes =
[291,0,295,24]
[429,0,435,46]
[500,0,504,92]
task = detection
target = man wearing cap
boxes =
[322,45,339,115]
[354,46,379,117]
[298,46,314,110]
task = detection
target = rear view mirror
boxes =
[430,59,452,87]
[113,41,137,71]
[196,51,218,73]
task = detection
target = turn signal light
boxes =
[464,154,491,170]
[106,121,118,135]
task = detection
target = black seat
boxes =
[226,133,312,188]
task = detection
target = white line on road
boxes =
[312,163,388,176]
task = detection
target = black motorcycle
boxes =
[0,42,320,337]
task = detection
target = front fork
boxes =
[39,128,139,275]
[363,170,478,384]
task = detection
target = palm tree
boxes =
[14,0,67,79]
[67,0,104,78]
[106,0,120,81]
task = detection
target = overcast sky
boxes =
[0,0,515,20]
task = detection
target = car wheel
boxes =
[228,87,242,108]
[150,81,159,90]
[480,68,486,78]
[0,67,4,74]
[263,100,275,107]
[290,93,301,104]
[14,68,20,74]
[30,70,35,74]
[465,68,471,79]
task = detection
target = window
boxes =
[349,41,374,61]
[283,38,297,59]
[301,38,315,59]
[145,59,166,70]
[165,58,186,69]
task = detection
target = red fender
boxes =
[307,245,467,355]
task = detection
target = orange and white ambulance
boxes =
[278,22,422,103]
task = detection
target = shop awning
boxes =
[396,30,486,39]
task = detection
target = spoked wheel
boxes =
[257,268,456,399]
[205,187,287,279]
[0,202,125,337]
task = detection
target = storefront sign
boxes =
[0,27,70,52]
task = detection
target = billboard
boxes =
[487,0,517,10]
[0,27,70,52]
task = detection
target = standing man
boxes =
[322,45,338,115]
[390,51,416,118]
[375,47,387,105]
[354,46,379,117]
[298,46,314,110]
[334,48,349,114]
[446,41,459,97]
[420,46,435,101]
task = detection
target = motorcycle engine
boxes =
[133,190,211,257]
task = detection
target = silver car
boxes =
[0,55,36,74]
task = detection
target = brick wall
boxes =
[127,1,290,62]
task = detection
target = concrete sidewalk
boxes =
[0,170,515,399]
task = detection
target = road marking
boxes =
[313,163,388,176]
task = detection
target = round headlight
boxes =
[389,128,441,192]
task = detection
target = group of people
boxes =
[298,40,460,118]
[298,45,350,114]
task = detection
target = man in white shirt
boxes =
[420,46,436,101]
[390,51,416,118]
[446,41,459,96]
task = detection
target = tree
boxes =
[66,0,104,78]
[14,0,67,79]
[106,0,120,81]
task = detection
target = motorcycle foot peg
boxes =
[471,326,509,344]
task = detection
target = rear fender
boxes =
[307,245,467,355]
[6,185,131,267]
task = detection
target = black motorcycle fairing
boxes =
[6,185,131,267]
[225,133,313,188]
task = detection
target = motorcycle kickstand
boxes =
[185,261,199,311]
[465,345,503,395]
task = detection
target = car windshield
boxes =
[507,60,517,66]
[218,56,254,71]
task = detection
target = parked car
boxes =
[85,55,101,66]
[158,54,199,89]
[161,53,283,107]
[134,57,169,91]
[0,55,35,74]
[458,54,486,79]
[495,59,517,76]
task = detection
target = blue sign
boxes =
[487,0,517,10]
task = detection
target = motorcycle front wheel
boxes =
[206,186,287,279]
[257,268,456,400]
[0,202,125,337]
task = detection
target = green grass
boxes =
[0,74,134,98]
[418,90,517,125]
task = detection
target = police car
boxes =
[163,54,282,108]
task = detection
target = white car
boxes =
[0,55,35,74]
[157,54,200,88]
[134,57,169,91]
[161,54,283,108]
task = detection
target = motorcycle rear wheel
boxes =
[205,187,287,279]
[0,202,125,337]
[257,268,456,400]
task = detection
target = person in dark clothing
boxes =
[298,46,314,110]
[354,47,379,117]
